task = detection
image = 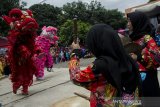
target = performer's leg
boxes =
[22,85,29,95]
[22,81,29,95]
[36,59,45,80]
[36,70,44,80]
[13,82,21,94]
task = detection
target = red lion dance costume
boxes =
[2,8,38,95]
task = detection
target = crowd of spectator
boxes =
[50,46,92,64]
[0,45,93,78]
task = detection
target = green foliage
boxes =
[59,20,73,45]
[148,0,156,2]
[0,0,19,15]
[77,21,91,44]
[62,1,89,22]
[30,0,127,45]
[0,0,19,37]
[0,0,128,45]
[62,0,127,29]
[29,3,62,34]
[87,0,106,24]
[104,9,127,29]
[59,20,91,46]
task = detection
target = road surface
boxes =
[0,58,95,107]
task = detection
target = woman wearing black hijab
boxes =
[127,11,160,97]
[68,24,141,107]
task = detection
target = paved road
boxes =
[0,58,95,107]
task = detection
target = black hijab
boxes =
[127,11,155,41]
[86,24,140,96]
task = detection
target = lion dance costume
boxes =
[34,26,59,80]
[2,8,38,94]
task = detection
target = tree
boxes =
[28,0,127,45]
[0,0,19,37]
[87,0,106,24]
[59,20,91,46]
[87,1,127,29]
[77,20,91,44]
[0,0,19,15]
[58,20,73,46]
[62,1,89,22]
[103,9,127,29]
[148,0,157,3]
[62,0,106,24]
[29,3,61,34]
[62,0,127,29]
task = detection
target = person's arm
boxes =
[68,56,97,90]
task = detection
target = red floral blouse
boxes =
[68,56,140,107]
[135,35,160,69]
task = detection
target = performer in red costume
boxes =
[2,8,38,95]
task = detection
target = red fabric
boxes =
[8,28,38,83]
[69,58,138,107]
[135,35,159,68]
[7,17,39,80]
[2,16,13,25]
[9,42,37,83]
[69,58,106,92]
[17,18,39,31]
[4,10,39,88]
[145,38,159,66]
[75,66,95,82]
[26,10,33,17]
[53,36,59,42]
[9,8,22,21]
[13,80,31,94]
[138,62,146,71]
[7,30,20,45]
[69,58,115,107]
